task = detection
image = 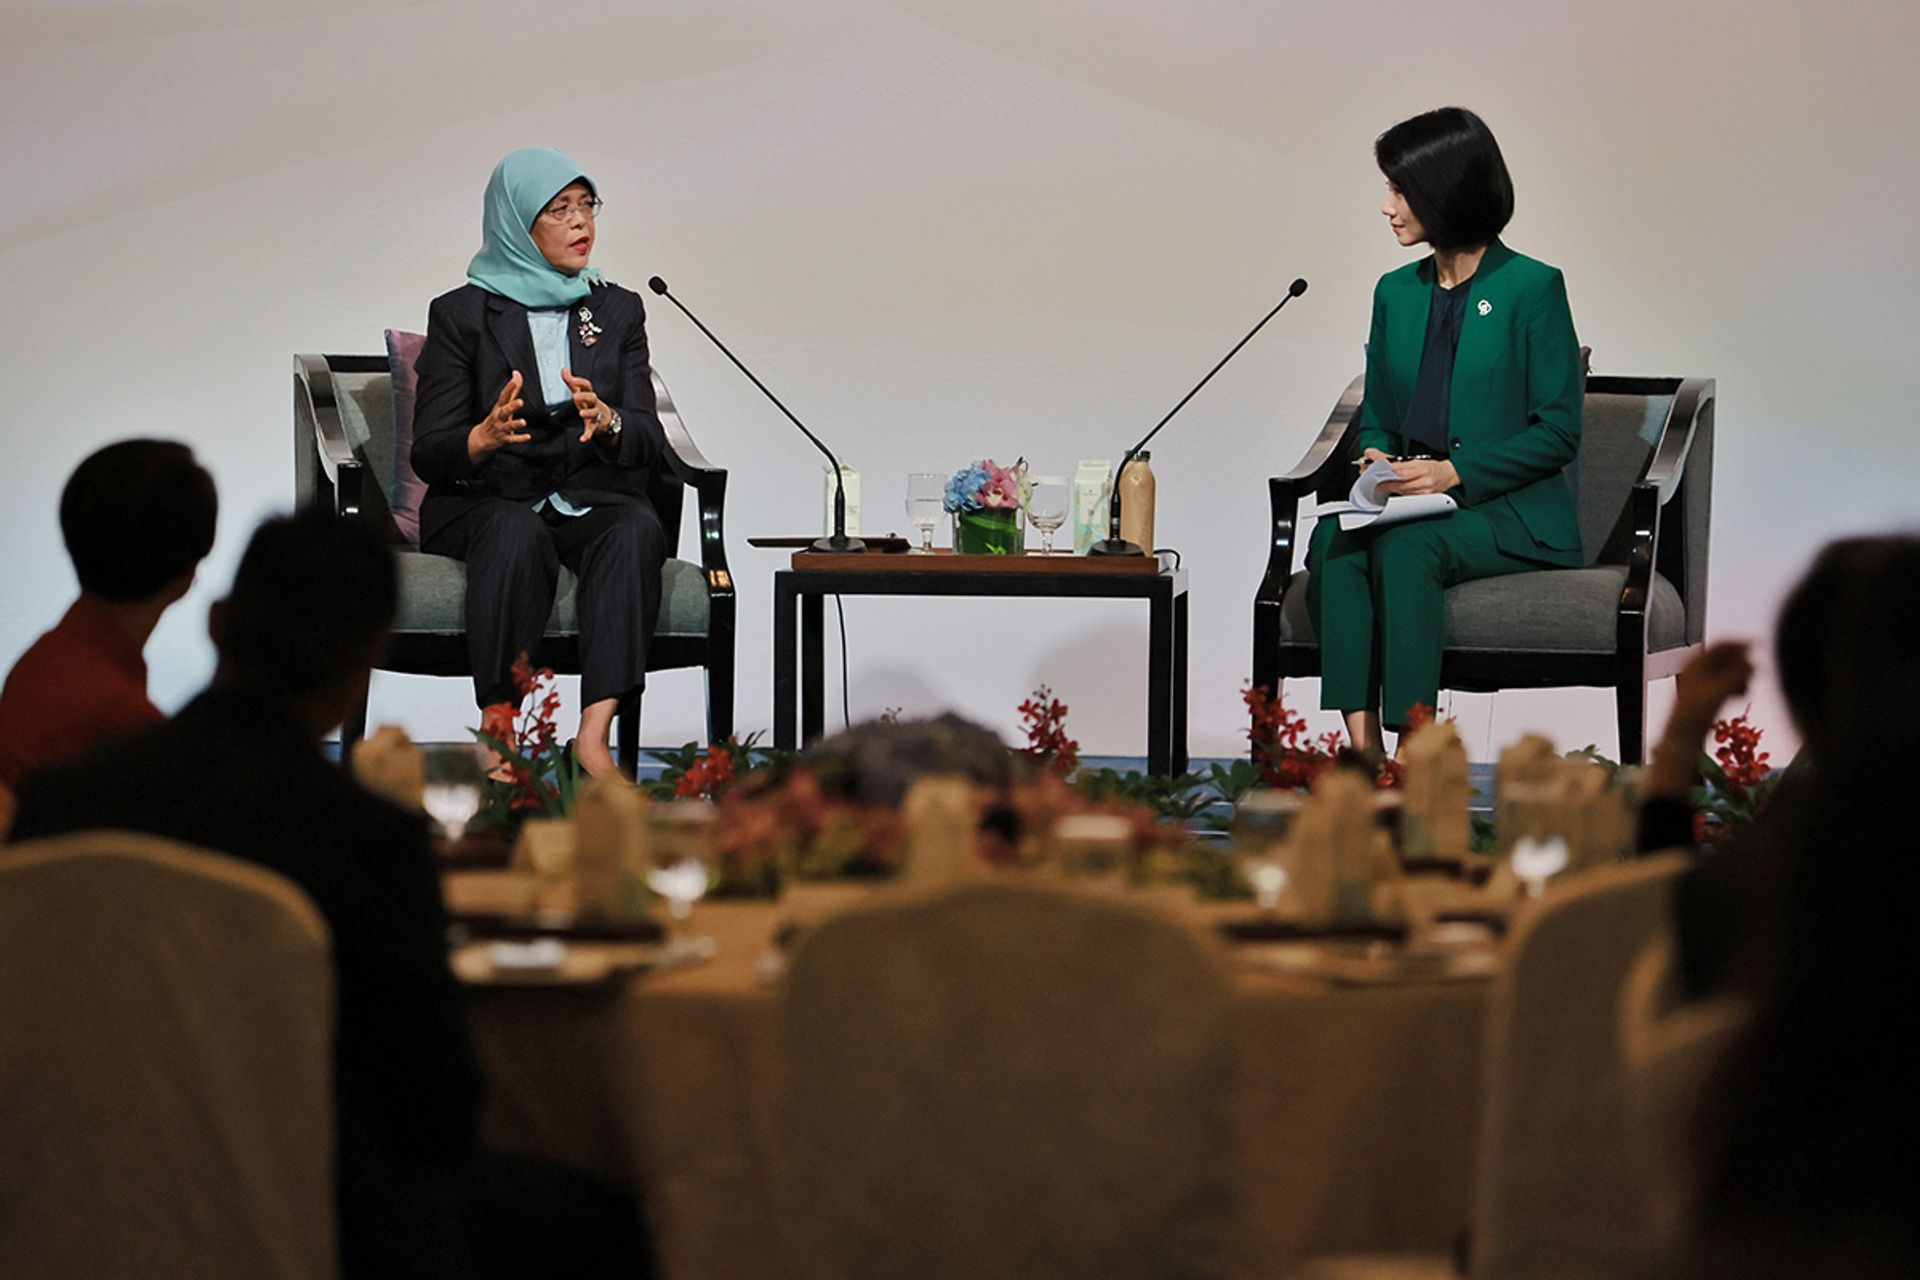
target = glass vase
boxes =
[952,507,1024,555]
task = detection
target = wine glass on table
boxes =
[421,744,485,844]
[647,800,719,958]
[905,473,946,553]
[1026,476,1070,555]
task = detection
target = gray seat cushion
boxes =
[394,551,711,638]
[1279,565,1686,655]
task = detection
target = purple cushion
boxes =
[384,329,428,544]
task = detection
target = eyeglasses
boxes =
[538,197,604,224]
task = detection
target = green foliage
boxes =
[1076,768,1214,822]
[1180,842,1252,901]
[639,732,791,801]
[1205,759,1266,807]
[1692,751,1780,836]
[638,739,706,799]
[1564,745,1624,779]
[470,727,581,831]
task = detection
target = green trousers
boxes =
[1305,508,1542,728]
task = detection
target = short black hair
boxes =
[218,508,397,697]
[1375,107,1514,252]
[59,439,217,601]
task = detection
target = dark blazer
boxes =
[410,280,669,548]
[1356,239,1585,566]
[7,689,486,1196]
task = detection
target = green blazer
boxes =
[1356,239,1585,566]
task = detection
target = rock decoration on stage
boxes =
[1398,719,1473,861]
[572,776,648,921]
[351,724,424,810]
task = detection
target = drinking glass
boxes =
[1243,853,1291,913]
[1510,833,1570,898]
[421,744,485,842]
[1026,476,1070,555]
[647,800,718,951]
[905,473,946,553]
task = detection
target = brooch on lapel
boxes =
[1477,299,1493,317]
[577,307,603,347]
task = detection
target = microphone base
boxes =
[807,534,868,554]
[1086,537,1147,558]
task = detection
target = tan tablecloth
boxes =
[459,896,1489,1279]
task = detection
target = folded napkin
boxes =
[350,725,424,809]
[1563,760,1635,871]
[1495,733,1565,856]
[512,817,576,877]
[902,776,979,888]
[1399,719,1473,860]
[572,778,647,922]
[1288,769,1398,926]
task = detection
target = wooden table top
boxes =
[787,548,1163,575]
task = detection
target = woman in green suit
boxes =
[1306,107,1584,755]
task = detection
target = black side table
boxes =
[771,552,1189,774]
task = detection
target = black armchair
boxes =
[1253,374,1715,763]
[294,354,736,764]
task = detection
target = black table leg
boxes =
[773,573,797,750]
[1173,587,1189,774]
[801,592,825,746]
[1147,578,1173,776]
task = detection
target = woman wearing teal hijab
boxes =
[412,147,669,778]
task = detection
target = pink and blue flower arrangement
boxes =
[943,458,1031,554]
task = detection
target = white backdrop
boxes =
[3,0,1916,762]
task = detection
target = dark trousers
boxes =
[422,498,666,708]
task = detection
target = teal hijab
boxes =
[466,147,603,309]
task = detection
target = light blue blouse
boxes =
[527,309,589,517]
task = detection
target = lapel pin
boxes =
[1477,299,1493,317]
[578,307,603,347]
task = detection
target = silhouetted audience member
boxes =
[1642,536,1920,1276]
[0,440,217,792]
[8,508,649,1279]
[798,712,1015,807]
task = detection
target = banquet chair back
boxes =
[1468,854,1688,1279]
[780,883,1240,1280]
[0,831,336,1280]
[1616,938,1754,1260]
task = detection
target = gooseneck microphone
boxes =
[647,276,864,553]
[1089,277,1309,556]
